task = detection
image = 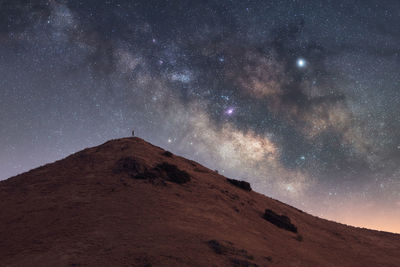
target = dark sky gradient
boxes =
[1,0,400,232]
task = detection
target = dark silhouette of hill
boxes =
[1,137,399,266]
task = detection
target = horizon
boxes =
[2,136,400,235]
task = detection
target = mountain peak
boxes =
[1,138,399,266]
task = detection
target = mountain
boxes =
[1,137,399,266]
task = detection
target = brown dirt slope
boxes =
[0,137,399,266]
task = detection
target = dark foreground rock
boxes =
[114,155,191,184]
[226,178,252,191]
[162,151,173,157]
[133,162,191,184]
[154,162,191,184]
[263,209,297,233]
[113,157,143,176]
[207,240,258,266]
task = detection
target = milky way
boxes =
[1,0,400,232]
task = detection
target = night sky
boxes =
[1,0,400,233]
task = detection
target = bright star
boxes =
[297,58,306,68]
[225,108,234,115]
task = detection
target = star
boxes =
[297,58,306,68]
[225,108,234,115]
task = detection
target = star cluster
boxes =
[1,0,400,232]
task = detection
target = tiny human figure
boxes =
[131,129,135,137]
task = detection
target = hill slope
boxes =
[1,137,399,266]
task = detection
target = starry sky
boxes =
[1,0,400,233]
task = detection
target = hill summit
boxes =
[1,137,399,266]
